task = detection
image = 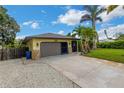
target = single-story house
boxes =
[25,33,79,59]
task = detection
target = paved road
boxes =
[43,53,124,88]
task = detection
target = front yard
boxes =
[85,48,124,63]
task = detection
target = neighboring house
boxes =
[24,33,79,59]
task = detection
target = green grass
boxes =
[85,48,124,63]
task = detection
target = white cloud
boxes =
[41,10,47,14]
[57,30,64,35]
[31,22,40,29]
[16,35,27,39]
[99,6,124,22]
[22,21,33,26]
[53,6,124,26]
[22,21,40,29]
[98,24,124,40]
[54,9,88,26]
[100,23,114,28]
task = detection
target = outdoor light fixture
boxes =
[36,43,39,47]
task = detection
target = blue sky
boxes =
[4,5,124,40]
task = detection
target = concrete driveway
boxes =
[42,53,124,88]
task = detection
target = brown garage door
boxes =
[40,42,61,57]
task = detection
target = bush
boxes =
[97,40,124,49]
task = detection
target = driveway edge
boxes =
[43,62,81,88]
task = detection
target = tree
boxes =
[5,39,26,48]
[66,32,71,37]
[72,26,84,54]
[116,33,124,40]
[80,5,105,49]
[72,26,95,54]
[0,6,20,60]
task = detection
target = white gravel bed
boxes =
[0,59,80,88]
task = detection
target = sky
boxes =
[4,5,124,40]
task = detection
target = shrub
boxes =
[97,40,124,49]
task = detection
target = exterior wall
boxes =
[27,38,77,60]
[27,39,39,60]
[27,39,33,51]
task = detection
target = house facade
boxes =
[25,33,79,60]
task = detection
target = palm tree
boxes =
[72,26,95,54]
[72,26,84,54]
[107,5,124,14]
[80,5,105,49]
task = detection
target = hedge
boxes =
[97,40,124,49]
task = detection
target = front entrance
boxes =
[61,42,68,54]
[72,41,77,52]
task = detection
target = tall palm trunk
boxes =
[92,18,98,49]
[85,37,90,53]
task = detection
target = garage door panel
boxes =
[40,42,61,57]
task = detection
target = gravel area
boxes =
[0,59,80,88]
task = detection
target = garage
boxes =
[40,42,61,57]
[40,42,68,57]
[25,33,79,59]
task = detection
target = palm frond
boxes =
[71,33,77,37]
[95,17,102,22]
[96,8,106,16]
[66,33,71,36]
[107,5,118,14]
[80,14,91,23]
[84,5,99,13]
[83,5,92,12]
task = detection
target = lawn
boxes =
[85,48,124,63]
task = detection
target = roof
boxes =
[25,33,79,41]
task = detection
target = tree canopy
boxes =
[80,5,105,30]
[80,5,105,49]
[72,26,96,54]
[0,6,20,47]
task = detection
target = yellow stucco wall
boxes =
[27,38,76,59]
[27,39,33,51]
